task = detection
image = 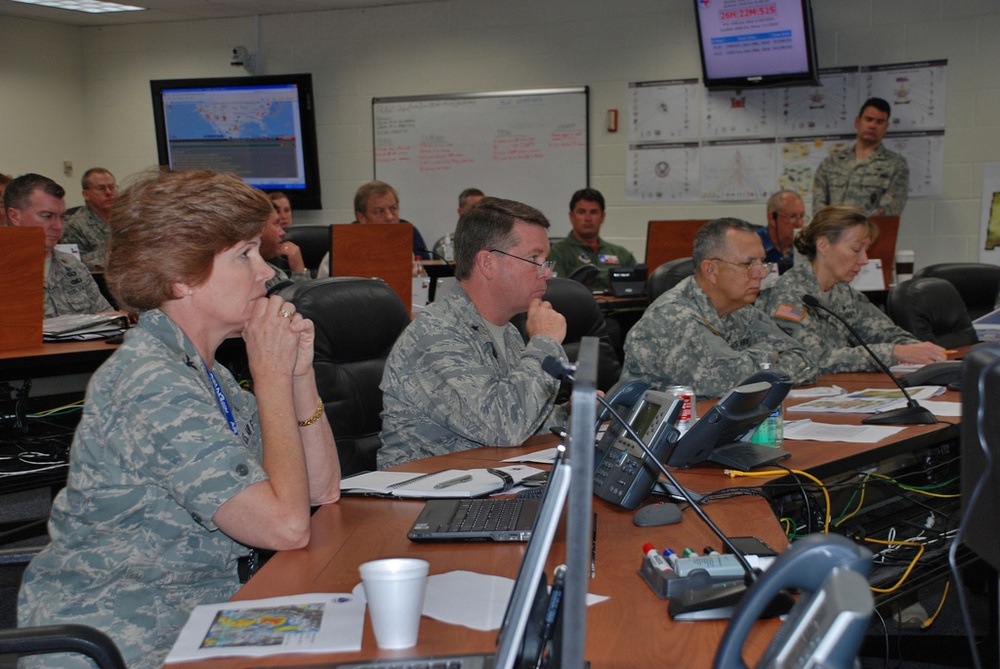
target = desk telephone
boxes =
[714,533,874,669]
[592,379,683,510]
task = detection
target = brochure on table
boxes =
[164,593,364,663]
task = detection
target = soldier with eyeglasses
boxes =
[623,217,817,400]
[61,167,118,269]
[379,197,568,468]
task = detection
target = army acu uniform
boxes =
[379,284,566,469]
[19,309,267,669]
[622,276,817,400]
[812,144,909,216]
[45,249,113,317]
[759,262,919,375]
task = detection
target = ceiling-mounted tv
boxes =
[693,0,820,91]
[150,73,322,209]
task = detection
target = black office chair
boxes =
[0,624,126,669]
[914,262,1000,320]
[885,277,978,348]
[647,257,694,302]
[281,225,332,276]
[276,277,411,475]
[512,278,621,401]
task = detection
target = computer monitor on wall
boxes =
[692,0,820,91]
[150,73,323,209]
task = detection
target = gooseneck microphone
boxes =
[802,294,937,425]
[541,357,758,586]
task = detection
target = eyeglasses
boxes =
[86,184,117,193]
[490,248,555,276]
[710,258,774,277]
[778,212,808,223]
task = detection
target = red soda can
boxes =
[664,385,696,434]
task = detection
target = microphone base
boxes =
[862,404,937,425]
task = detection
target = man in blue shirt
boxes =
[758,189,806,274]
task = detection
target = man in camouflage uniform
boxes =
[5,173,112,317]
[379,197,568,468]
[622,218,817,400]
[812,97,909,217]
[60,167,117,269]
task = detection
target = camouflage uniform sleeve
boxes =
[812,155,832,212]
[111,364,268,531]
[45,252,113,317]
[764,276,913,374]
[60,207,110,270]
[878,151,909,216]
[401,328,562,446]
[624,298,814,399]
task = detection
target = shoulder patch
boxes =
[774,303,806,322]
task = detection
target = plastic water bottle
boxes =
[749,363,783,447]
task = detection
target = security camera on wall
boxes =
[230,46,255,74]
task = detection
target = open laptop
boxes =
[260,459,571,669]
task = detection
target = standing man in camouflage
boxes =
[622,218,817,400]
[379,197,568,468]
[5,173,112,317]
[812,97,909,217]
[61,167,118,269]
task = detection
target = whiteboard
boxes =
[373,88,589,249]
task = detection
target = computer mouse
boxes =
[633,502,682,527]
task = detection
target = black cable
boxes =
[772,463,814,534]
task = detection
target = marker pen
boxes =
[703,546,720,556]
[662,548,679,570]
[643,543,673,573]
[682,547,697,558]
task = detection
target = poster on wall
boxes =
[776,66,860,135]
[980,163,1000,264]
[861,60,947,131]
[627,142,700,201]
[628,79,699,142]
[627,59,947,202]
[700,138,776,201]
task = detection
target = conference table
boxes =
[168,366,964,669]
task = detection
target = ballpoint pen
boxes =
[433,474,473,489]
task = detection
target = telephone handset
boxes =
[593,379,683,510]
[713,533,874,669]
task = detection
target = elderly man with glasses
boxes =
[379,197,568,468]
[60,167,118,269]
[623,217,817,400]
[760,189,807,274]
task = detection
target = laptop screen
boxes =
[493,458,570,669]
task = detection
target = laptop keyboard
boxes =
[447,498,521,532]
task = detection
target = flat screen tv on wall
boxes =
[693,0,820,91]
[150,73,322,209]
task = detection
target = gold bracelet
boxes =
[298,399,324,427]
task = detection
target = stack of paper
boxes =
[43,314,127,341]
